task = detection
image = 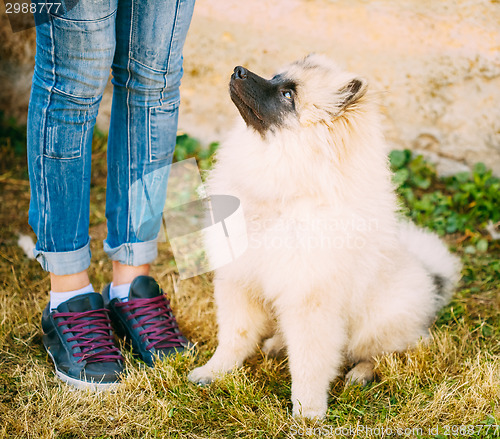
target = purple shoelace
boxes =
[115,295,186,350]
[56,309,123,363]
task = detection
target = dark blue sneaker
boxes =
[102,276,191,367]
[42,293,124,390]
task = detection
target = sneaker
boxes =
[102,276,191,367]
[42,292,124,390]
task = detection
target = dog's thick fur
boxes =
[188,54,461,419]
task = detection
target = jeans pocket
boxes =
[47,0,116,22]
[49,11,116,100]
[149,102,179,162]
[43,124,83,159]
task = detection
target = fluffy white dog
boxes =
[188,54,461,419]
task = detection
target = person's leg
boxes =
[101,0,195,364]
[28,1,117,283]
[28,0,123,388]
[104,0,195,273]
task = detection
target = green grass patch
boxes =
[390,149,500,251]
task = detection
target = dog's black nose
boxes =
[233,66,248,80]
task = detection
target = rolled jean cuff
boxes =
[33,241,91,275]
[103,239,158,266]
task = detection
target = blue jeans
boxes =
[27,0,195,275]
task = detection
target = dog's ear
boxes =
[337,77,368,110]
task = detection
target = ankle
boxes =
[112,261,150,286]
[50,270,90,292]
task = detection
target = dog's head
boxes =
[229,54,368,137]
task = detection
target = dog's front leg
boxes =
[278,293,345,419]
[188,277,270,384]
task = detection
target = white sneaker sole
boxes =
[46,347,121,391]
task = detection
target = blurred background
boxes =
[1,0,500,175]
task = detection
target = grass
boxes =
[0,117,499,438]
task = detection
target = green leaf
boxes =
[473,162,487,176]
[389,150,410,169]
[464,245,476,254]
[476,239,489,252]
[174,148,186,162]
[392,168,410,187]
[197,149,211,160]
[445,216,458,234]
[208,142,219,155]
[455,171,471,184]
[412,174,431,189]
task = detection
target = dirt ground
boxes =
[175,0,500,176]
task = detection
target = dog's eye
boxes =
[282,90,293,100]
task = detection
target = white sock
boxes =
[109,282,131,302]
[50,283,94,312]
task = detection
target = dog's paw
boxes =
[344,361,374,388]
[292,403,327,420]
[188,366,216,385]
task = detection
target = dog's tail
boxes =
[398,221,461,309]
